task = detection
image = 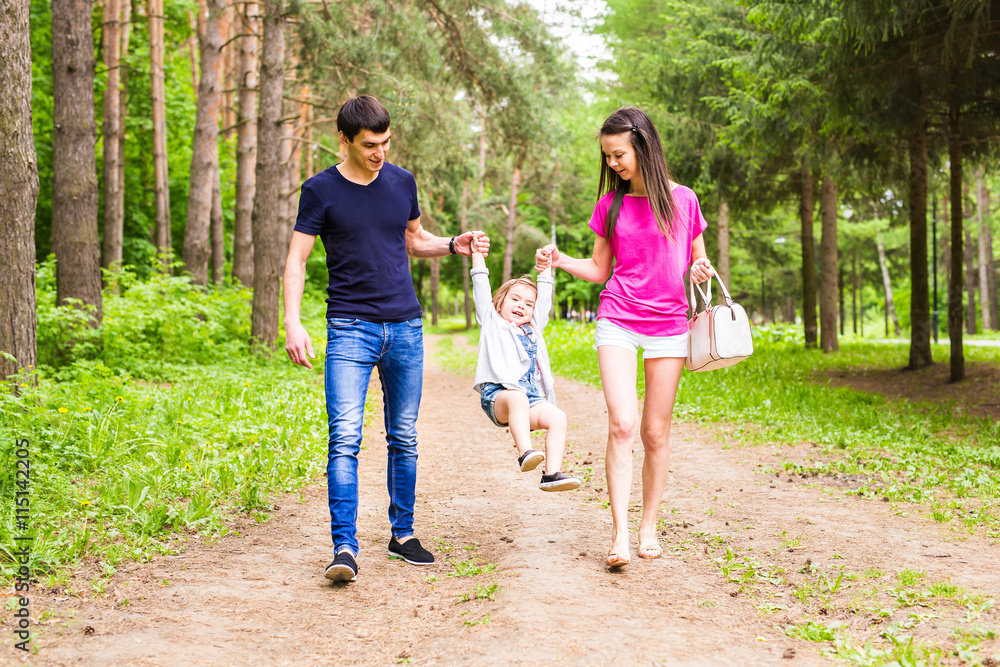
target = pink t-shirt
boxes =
[588,186,708,336]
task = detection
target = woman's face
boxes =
[499,283,537,326]
[601,133,640,183]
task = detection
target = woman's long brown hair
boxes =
[597,107,678,240]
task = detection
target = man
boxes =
[284,95,488,582]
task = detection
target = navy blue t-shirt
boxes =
[294,162,422,322]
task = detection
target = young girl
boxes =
[471,250,580,492]
[535,107,715,567]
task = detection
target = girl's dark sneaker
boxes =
[518,449,545,472]
[539,471,581,492]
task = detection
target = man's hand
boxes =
[535,244,560,272]
[285,322,315,370]
[690,257,715,284]
[455,230,490,257]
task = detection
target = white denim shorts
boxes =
[595,318,688,359]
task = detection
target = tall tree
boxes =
[116,0,131,239]
[233,0,258,287]
[149,0,171,270]
[502,152,524,283]
[0,0,40,382]
[250,0,285,349]
[211,169,224,283]
[800,159,818,347]
[907,103,932,368]
[976,169,995,329]
[101,0,124,276]
[51,0,102,322]
[818,158,838,352]
[947,100,965,382]
[183,0,227,285]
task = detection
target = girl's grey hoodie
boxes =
[471,267,556,405]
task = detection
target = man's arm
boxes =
[406,216,491,258]
[283,231,318,369]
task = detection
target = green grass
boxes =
[537,321,1000,537]
[1,266,343,584]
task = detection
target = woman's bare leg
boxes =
[637,356,685,557]
[598,345,639,562]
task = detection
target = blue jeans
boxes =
[324,317,424,557]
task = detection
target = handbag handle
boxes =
[689,271,735,313]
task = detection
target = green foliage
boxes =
[1,269,333,582]
[34,258,267,380]
[534,322,1000,533]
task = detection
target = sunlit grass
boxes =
[534,321,999,530]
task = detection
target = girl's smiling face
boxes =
[499,284,537,326]
[601,132,640,184]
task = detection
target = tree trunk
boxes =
[838,264,845,336]
[211,167,224,283]
[976,168,995,330]
[502,153,524,283]
[478,108,487,201]
[818,163,838,352]
[0,0,40,383]
[717,198,730,287]
[101,0,123,277]
[800,158,818,348]
[908,115,932,368]
[187,9,199,89]
[851,247,857,335]
[250,0,285,349]
[183,0,227,285]
[430,257,440,326]
[300,83,312,178]
[548,182,559,320]
[233,0,258,287]
[876,239,901,336]
[985,187,998,330]
[460,180,471,329]
[52,0,102,323]
[149,0,172,271]
[221,3,236,136]
[943,190,951,289]
[856,246,863,336]
[947,98,964,382]
[117,0,131,241]
[964,210,976,334]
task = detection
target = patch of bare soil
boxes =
[4,336,999,666]
[827,360,1000,421]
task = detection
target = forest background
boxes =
[2,1,1000,659]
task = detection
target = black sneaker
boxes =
[539,471,581,492]
[325,550,358,582]
[518,449,545,472]
[388,537,435,565]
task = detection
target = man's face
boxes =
[341,128,391,173]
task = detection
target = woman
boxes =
[535,107,714,568]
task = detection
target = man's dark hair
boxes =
[337,95,391,142]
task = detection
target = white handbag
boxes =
[685,273,754,372]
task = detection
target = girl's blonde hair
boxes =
[492,275,538,314]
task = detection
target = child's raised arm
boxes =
[472,249,486,269]
[470,247,494,326]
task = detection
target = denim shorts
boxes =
[595,317,688,359]
[479,382,548,427]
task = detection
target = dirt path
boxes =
[5,336,999,665]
